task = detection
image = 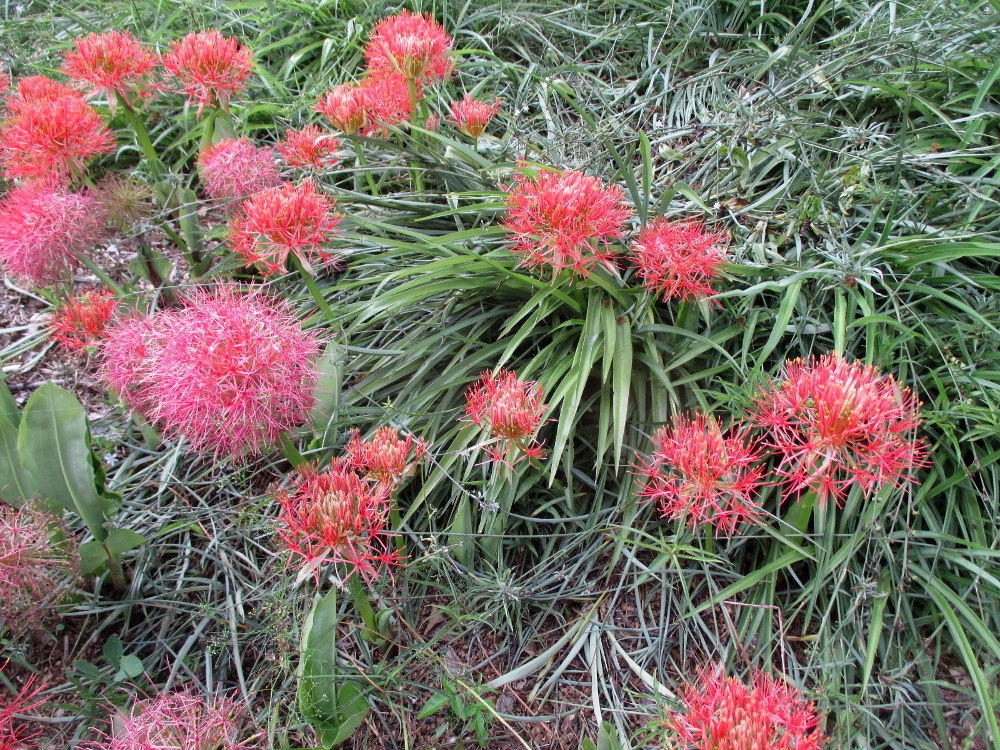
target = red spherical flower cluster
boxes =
[0,184,105,286]
[346,426,427,485]
[0,667,45,750]
[277,125,341,171]
[4,75,81,114]
[196,138,280,203]
[49,288,118,350]
[316,77,416,137]
[662,665,826,750]
[61,30,157,104]
[464,369,547,466]
[449,94,500,138]
[751,353,927,507]
[364,10,453,83]
[228,180,343,276]
[315,82,368,135]
[100,285,320,460]
[636,414,765,536]
[274,457,400,585]
[632,218,729,303]
[502,167,632,281]
[161,30,253,115]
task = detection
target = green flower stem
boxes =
[407,78,426,194]
[105,548,128,592]
[80,255,126,297]
[352,137,380,197]
[289,255,336,324]
[117,93,164,182]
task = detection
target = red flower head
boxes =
[0,70,9,96]
[0,184,105,286]
[464,369,547,466]
[360,74,417,133]
[0,95,114,183]
[632,218,729,303]
[61,30,157,104]
[4,75,81,114]
[346,426,427,485]
[274,457,400,584]
[196,137,280,203]
[0,666,45,750]
[364,10,453,83]
[662,665,826,750]
[502,167,632,281]
[751,353,927,507]
[277,125,341,171]
[228,180,343,276]
[449,94,500,138]
[50,288,118,350]
[635,414,765,536]
[161,30,253,115]
[315,82,368,135]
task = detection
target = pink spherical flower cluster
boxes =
[464,369,547,467]
[228,180,343,276]
[196,137,281,203]
[49,288,118,350]
[751,353,927,507]
[631,218,730,303]
[100,285,320,460]
[0,667,45,750]
[61,30,157,104]
[346,426,427,486]
[364,10,453,83]
[502,167,631,281]
[278,125,341,171]
[449,94,500,138]
[661,665,826,750]
[161,30,253,115]
[636,414,765,536]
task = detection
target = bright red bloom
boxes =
[161,30,253,115]
[61,30,157,103]
[502,167,632,281]
[662,665,826,750]
[0,184,104,286]
[315,77,415,137]
[449,94,500,138]
[751,353,927,507]
[49,288,118,350]
[632,218,729,303]
[4,75,81,114]
[364,10,453,83]
[275,457,400,584]
[228,180,342,276]
[277,125,341,170]
[0,95,114,183]
[196,138,280,202]
[0,667,45,750]
[346,426,426,485]
[464,369,547,466]
[636,414,765,536]
[0,70,9,95]
[315,82,368,135]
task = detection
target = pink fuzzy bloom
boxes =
[346,426,426,485]
[228,180,343,276]
[100,312,174,416]
[364,10,453,83]
[196,138,280,202]
[275,457,400,584]
[449,94,500,138]
[661,665,826,750]
[632,218,729,303]
[0,95,114,183]
[4,75,82,114]
[0,666,45,750]
[502,167,632,281]
[464,369,547,467]
[0,505,78,633]
[49,288,118,350]
[61,30,157,103]
[751,353,927,507]
[277,125,341,170]
[635,414,765,536]
[161,30,253,115]
[0,184,104,286]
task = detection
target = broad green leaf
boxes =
[0,380,19,426]
[0,416,36,506]
[79,540,110,575]
[104,528,146,557]
[416,691,450,719]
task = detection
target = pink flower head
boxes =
[277,125,341,170]
[464,369,547,466]
[315,82,368,135]
[61,30,157,103]
[425,113,440,132]
[0,95,114,183]
[49,288,118,350]
[502,167,631,281]
[635,414,765,536]
[161,30,253,115]
[0,70,9,95]
[364,10,453,83]
[89,691,249,750]
[0,505,78,633]
[228,180,343,276]
[4,75,81,114]
[275,457,400,584]
[196,137,280,202]
[662,665,826,750]
[0,666,45,750]
[0,184,105,286]
[346,426,427,485]
[751,353,927,507]
[449,94,500,138]
[100,286,320,460]
[632,218,729,303]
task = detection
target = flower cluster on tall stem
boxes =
[449,94,500,138]
[364,10,453,84]
[61,30,157,106]
[631,218,730,303]
[196,137,280,203]
[464,369,547,467]
[278,125,341,171]
[315,76,415,137]
[49,288,118,350]
[161,30,253,115]
[346,427,427,486]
